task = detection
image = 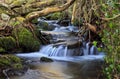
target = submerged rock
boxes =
[40,57,53,62]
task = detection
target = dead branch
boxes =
[25,0,75,21]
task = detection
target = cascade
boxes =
[36,19,101,57]
[39,42,98,57]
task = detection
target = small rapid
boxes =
[13,19,105,79]
[16,19,105,59]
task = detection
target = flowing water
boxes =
[11,19,105,79]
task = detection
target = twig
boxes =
[101,14,120,21]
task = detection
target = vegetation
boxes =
[0,55,23,78]
[0,0,120,79]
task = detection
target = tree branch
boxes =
[101,14,120,21]
[25,0,76,21]
[12,0,56,15]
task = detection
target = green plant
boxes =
[102,17,120,79]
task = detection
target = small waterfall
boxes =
[64,46,68,56]
[83,42,89,55]
[40,42,98,57]
[90,46,98,55]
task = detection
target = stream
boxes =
[10,19,105,79]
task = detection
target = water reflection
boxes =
[11,59,103,79]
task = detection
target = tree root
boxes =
[3,69,10,79]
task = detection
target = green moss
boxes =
[72,18,83,26]
[0,55,22,69]
[45,12,63,20]
[37,21,49,30]
[31,18,38,24]
[0,36,16,52]
[0,48,5,52]
[12,27,40,52]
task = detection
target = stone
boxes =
[40,57,53,62]
[12,27,40,52]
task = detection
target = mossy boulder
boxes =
[40,57,53,62]
[37,21,49,30]
[0,36,16,52]
[0,55,24,78]
[0,55,22,69]
[12,26,40,52]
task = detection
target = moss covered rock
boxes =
[0,36,16,52]
[37,21,49,30]
[0,55,22,68]
[40,57,53,62]
[0,55,24,78]
[12,26,40,52]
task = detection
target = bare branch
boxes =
[101,14,120,21]
[12,0,56,15]
[25,0,76,21]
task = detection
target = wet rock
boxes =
[36,30,52,44]
[67,40,81,49]
[57,19,70,26]
[53,40,81,49]
[40,57,53,62]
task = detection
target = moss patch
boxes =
[0,36,16,52]
[12,27,40,52]
[45,12,63,20]
[0,55,22,69]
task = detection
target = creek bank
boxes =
[0,55,28,79]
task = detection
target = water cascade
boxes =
[14,19,105,79]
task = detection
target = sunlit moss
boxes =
[12,27,40,52]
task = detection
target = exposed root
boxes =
[3,69,10,79]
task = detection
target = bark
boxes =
[26,0,75,21]
[71,0,77,24]
[0,0,75,22]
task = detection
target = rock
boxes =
[57,19,70,26]
[40,57,53,62]
[67,40,81,49]
[37,20,49,30]
[53,40,81,49]
[0,55,29,79]
[36,30,51,44]
[12,27,40,52]
[0,36,16,52]
[1,13,10,21]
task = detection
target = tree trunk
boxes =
[71,0,77,24]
